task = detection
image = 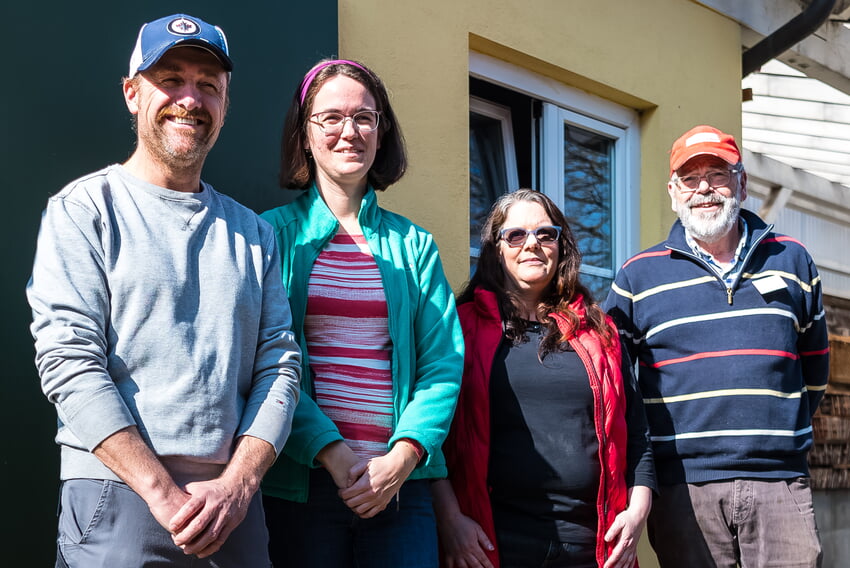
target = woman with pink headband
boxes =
[260,59,463,567]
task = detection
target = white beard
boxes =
[676,190,741,243]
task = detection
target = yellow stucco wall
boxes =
[338,3,745,564]
[338,0,743,292]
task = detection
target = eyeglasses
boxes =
[308,110,381,135]
[675,169,740,191]
[499,226,562,247]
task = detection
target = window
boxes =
[540,105,631,299]
[469,53,639,300]
[469,97,519,269]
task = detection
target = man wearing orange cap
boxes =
[604,125,828,567]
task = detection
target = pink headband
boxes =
[299,59,369,106]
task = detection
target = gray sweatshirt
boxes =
[27,164,301,482]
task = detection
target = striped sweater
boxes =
[304,232,394,459]
[603,209,829,485]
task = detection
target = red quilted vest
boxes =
[443,287,631,567]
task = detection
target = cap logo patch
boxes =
[685,132,722,147]
[167,17,200,36]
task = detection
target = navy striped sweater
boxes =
[603,210,829,485]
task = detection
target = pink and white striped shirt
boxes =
[304,231,394,459]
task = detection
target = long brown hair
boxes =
[279,59,407,191]
[459,189,614,355]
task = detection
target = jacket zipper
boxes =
[667,223,773,307]
[569,337,608,563]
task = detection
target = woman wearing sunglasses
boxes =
[259,59,463,567]
[432,190,655,568]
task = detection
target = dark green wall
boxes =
[1,2,337,563]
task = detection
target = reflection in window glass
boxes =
[470,112,509,270]
[562,124,614,300]
[581,273,614,304]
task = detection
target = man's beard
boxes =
[676,189,741,243]
[138,106,218,169]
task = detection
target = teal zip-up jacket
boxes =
[260,184,464,502]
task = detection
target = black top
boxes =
[488,323,599,543]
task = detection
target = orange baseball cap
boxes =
[669,125,741,174]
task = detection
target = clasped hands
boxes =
[145,438,419,559]
[319,439,420,519]
[146,471,256,559]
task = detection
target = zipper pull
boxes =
[727,287,733,305]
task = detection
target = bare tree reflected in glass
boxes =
[562,124,614,300]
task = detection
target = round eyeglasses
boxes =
[308,110,381,135]
[675,169,740,191]
[499,226,562,247]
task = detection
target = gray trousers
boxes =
[56,479,271,568]
[648,478,822,568]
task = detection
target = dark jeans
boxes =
[495,526,596,568]
[648,478,822,568]
[264,468,438,568]
[55,479,271,567]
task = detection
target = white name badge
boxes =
[752,274,787,295]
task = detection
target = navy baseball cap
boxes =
[128,14,232,77]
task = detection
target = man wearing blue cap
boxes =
[27,14,301,567]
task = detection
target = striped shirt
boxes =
[603,210,829,484]
[685,218,749,287]
[304,231,394,460]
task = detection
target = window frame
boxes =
[469,52,640,284]
[468,97,520,261]
[541,103,628,283]
[470,96,520,192]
